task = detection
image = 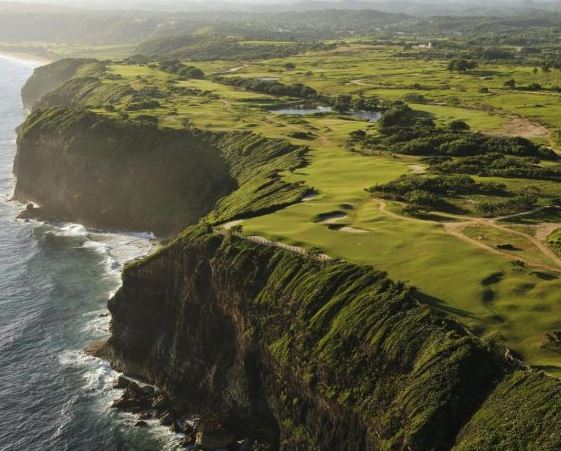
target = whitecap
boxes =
[54,223,88,238]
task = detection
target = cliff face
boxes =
[14,108,235,234]
[103,227,561,450]
[14,108,309,234]
[21,58,104,110]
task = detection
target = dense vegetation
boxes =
[367,174,510,211]
[367,103,554,159]
[214,76,318,99]
[158,60,205,79]
[430,154,561,181]
[357,103,561,215]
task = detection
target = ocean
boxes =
[0,55,177,450]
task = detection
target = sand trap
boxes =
[484,116,549,139]
[340,226,369,234]
[318,212,348,224]
[302,193,318,202]
[221,220,244,230]
[408,164,426,174]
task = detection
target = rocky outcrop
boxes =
[21,58,104,110]
[101,227,561,450]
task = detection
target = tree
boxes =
[448,120,470,132]
[349,129,367,141]
[179,66,205,79]
[447,59,478,73]
[230,224,243,234]
[334,94,352,113]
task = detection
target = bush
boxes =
[447,59,478,72]
[214,76,317,99]
[448,120,470,131]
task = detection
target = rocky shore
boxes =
[110,375,270,450]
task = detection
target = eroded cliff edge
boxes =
[103,226,561,450]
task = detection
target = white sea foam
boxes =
[82,312,111,336]
[54,223,89,238]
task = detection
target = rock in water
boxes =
[159,412,174,427]
[113,375,131,389]
[196,426,236,450]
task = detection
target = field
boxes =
[90,41,561,372]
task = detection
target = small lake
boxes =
[272,105,333,115]
[271,106,380,122]
[352,110,381,122]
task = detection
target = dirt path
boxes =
[216,64,250,75]
[443,221,505,257]
[484,116,549,139]
[350,79,375,87]
[536,223,561,241]
[489,220,561,268]
[215,227,331,261]
[375,200,561,271]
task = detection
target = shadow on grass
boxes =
[413,290,476,319]
[481,271,504,286]
[533,364,561,371]
[531,270,559,281]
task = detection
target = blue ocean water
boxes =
[0,55,177,451]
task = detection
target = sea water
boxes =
[0,55,177,450]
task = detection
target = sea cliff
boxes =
[14,107,308,234]
[15,58,561,450]
[103,226,561,449]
